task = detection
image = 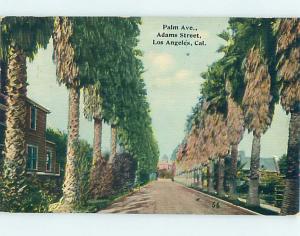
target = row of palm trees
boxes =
[0,17,159,212]
[175,18,299,215]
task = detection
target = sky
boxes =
[26,17,290,160]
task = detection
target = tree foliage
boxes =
[78,17,159,182]
[0,17,53,61]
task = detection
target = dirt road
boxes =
[99,179,255,214]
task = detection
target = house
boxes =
[0,60,60,177]
[157,161,173,171]
[158,155,173,171]
[238,151,280,174]
[157,160,175,179]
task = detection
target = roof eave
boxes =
[26,97,51,114]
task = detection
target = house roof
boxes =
[239,156,279,172]
[0,94,50,114]
[46,140,56,146]
[26,97,50,114]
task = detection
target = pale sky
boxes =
[27,17,290,160]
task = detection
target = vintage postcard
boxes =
[0,17,299,215]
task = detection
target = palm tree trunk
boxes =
[88,117,104,192]
[62,86,80,206]
[208,160,215,193]
[88,116,106,194]
[92,117,102,166]
[109,124,117,163]
[281,109,300,215]
[198,168,202,188]
[217,158,225,196]
[201,167,205,190]
[247,132,261,207]
[229,144,238,199]
[3,44,27,200]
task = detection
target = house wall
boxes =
[0,61,59,177]
[0,100,60,176]
[25,101,48,172]
[25,102,60,176]
[158,162,172,171]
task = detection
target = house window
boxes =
[27,145,38,170]
[46,150,52,172]
[30,106,37,130]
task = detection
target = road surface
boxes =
[99,179,255,214]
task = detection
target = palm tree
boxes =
[116,72,160,183]
[201,62,230,196]
[227,18,277,207]
[242,47,273,206]
[83,84,104,174]
[83,83,116,199]
[0,17,52,211]
[83,84,103,164]
[275,18,300,215]
[53,17,82,208]
[217,30,245,199]
[226,96,244,199]
[210,112,229,196]
[217,157,225,196]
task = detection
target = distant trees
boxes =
[46,128,67,178]
[278,154,288,176]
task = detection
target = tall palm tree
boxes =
[217,157,225,196]
[226,96,244,199]
[217,30,246,199]
[83,83,115,199]
[226,18,277,207]
[201,62,230,196]
[211,112,229,196]
[242,47,273,206]
[83,84,104,171]
[53,17,81,207]
[0,17,52,211]
[275,18,300,215]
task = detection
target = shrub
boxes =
[236,180,249,194]
[259,171,284,194]
[0,174,53,213]
[89,158,112,199]
[89,152,137,200]
[75,140,93,206]
[158,169,173,179]
[138,171,150,185]
[111,153,137,194]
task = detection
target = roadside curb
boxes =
[174,181,262,215]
